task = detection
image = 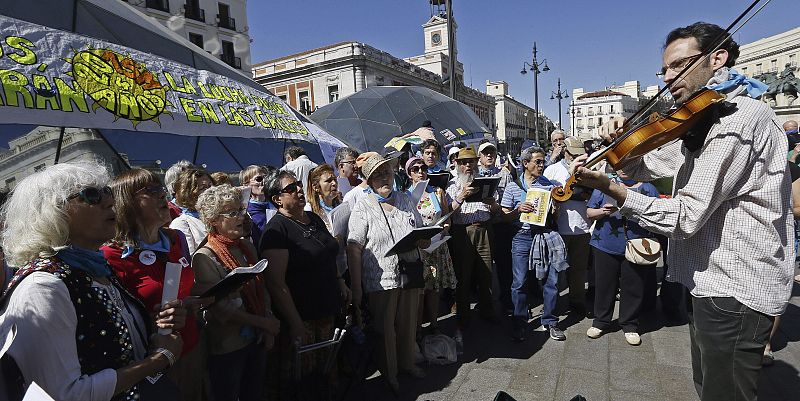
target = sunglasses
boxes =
[456,159,475,165]
[250,175,264,183]
[67,186,113,205]
[219,207,247,219]
[409,165,426,173]
[136,185,167,196]
[279,181,303,194]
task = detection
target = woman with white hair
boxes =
[193,184,279,401]
[0,162,185,401]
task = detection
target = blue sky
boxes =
[247,0,798,131]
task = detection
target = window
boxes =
[217,2,235,30]
[184,0,205,21]
[609,104,614,113]
[298,90,311,114]
[790,54,796,67]
[328,85,339,103]
[188,33,204,49]
[220,40,240,69]
[278,94,287,101]
[598,117,603,126]
[4,177,15,187]
[597,106,602,114]
[756,63,762,74]
[771,59,777,71]
[742,66,747,75]
[33,163,46,172]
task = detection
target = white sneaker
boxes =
[586,327,604,339]
[624,332,641,346]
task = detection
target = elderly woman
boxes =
[405,157,456,336]
[500,147,567,342]
[305,164,341,231]
[348,154,427,393]
[260,171,346,397]
[239,165,277,248]
[169,168,213,254]
[192,184,279,401]
[0,162,184,401]
[101,168,206,401]
[585,171,659,346]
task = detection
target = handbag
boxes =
[622,218,661,266]
[378,200,425,289]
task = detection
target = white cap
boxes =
[448,146,461,158]
[478,142,497,154]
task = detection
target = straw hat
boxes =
[361,154,397,181]
[454,147,478,161]
[355,151,379,169]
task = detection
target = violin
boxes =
[551,89,725,202]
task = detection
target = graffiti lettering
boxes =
[0,69,33,108]
[3,36,37,65]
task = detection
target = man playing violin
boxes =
[575,22,793,401]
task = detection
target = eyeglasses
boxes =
[279,181,303,194]
[339,160,356,167]
[67,186,113,205]
[656,53,704,78]
[219,207,247,219]
[530,159,545,165]
[136,185,167,196]
[456,159,475,165]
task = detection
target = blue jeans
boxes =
[511,229,559,327]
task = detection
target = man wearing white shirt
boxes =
[281,146,318,189]
[543,136,592,316]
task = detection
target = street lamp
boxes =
[520,42,549,144]
[550,78,569,129]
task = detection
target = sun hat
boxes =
[454,147,478,161]
[355,151,379,169]
[361,154,397,181]
[564,136,587,155]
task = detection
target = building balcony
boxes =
[587,111,595,116]
[220,54,241,69]
[146,0,169,13]
[184,4,205,22]
[217,15,236,31]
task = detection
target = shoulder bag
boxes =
[622,218,661,266]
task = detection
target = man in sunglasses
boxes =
[575,22,792,401]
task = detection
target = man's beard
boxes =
[456,170,473,187]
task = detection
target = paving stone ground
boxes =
[353,280,800,401]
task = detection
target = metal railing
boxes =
[217,15,236,30]
[146,0,169,13]
[184,4,205,22]
[220,54,242,69]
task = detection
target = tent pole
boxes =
[215,137,244,170]
[54,127,66,164]
[192,137,201,164]
[93,130,131,170]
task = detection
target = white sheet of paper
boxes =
[158,262,183,335]
[409,179,429,205]
[328,203,352,238]
[22,382,55,401]
[423,233,451,253]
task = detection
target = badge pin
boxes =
[139,250,156,265]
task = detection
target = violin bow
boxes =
[596,0,773,161]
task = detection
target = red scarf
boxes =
[206,233,266,317]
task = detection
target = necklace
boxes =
[279,212,319,240]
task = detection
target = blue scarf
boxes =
[249,199,272,207]
[319,196,336,213]
[179,207,200,219]
[121,230,171,258]
[707,68,768,99]
[367,187,394,203]
[57,245,112,277]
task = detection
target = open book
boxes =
[427,172,451,189]
[465,176,501,202]
[200,259,269,303]
[384,226,443,257]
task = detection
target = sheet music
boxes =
[409,179,429,205]
[423,233,451,253]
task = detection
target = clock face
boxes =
[432,33,442,45]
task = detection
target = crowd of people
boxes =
[0,21,796,401]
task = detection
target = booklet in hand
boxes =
[200,259,269,304]
[465,176,501,202]
[384,226,443,257]
[427,172,451,189]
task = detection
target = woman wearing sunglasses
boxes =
[192,184,279,401]
[0,162,185,401]
[169,168,214,254]
[101,168,209,401]
[405,157,456,337]
[260,171,345,399]
[239,165,277,248]
[347,153,428,394]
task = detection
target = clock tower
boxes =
[423,12,456,58]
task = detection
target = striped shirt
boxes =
[620,95,794,316]
[446,179,492,225]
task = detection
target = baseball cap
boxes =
[564,136,586,155]
[478,142,497,154]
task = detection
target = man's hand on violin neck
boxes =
[575,167,628,205]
